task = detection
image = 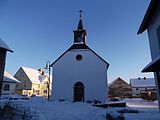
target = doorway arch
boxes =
[73,81,84,102]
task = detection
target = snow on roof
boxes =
[130,78,155,87]
[3,71,19,83]
[0,38,13,52]
[108,77,128,87]
[21,67,48,84]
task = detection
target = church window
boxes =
[76,54,82,61]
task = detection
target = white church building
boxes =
[50,13,109,103]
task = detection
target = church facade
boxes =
[50,14,109,103]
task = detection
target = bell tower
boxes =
[73,10,87,44]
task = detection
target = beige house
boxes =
[108,77,132,98]
[1,71,19,95]
[14,67,52,97]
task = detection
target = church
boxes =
[50,12,109,103]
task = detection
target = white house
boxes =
[137,0,160,110]
[50,14,109,103]
[1,71,19,95]
[130,77,156,97]
[0,38,13,96]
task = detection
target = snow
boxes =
[130,78,155,87]
[3,71,19,83]
[0,38,13,52]
[1,97,160,120]
[22,67,45,84]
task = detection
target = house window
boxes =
[136,88,139,90]
[157,25,160,49]
[43,90,47,94]
[4,84,10,91]
[76,54,82,61]
[36,90,39,95]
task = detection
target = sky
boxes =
[0,0,153,83]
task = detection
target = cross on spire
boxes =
[79,9,83,18]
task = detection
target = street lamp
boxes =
[44,61,51,101]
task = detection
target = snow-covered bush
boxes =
[106,112,125,120]
[0,101,33,120]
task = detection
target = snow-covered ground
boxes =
[1,97,160,120]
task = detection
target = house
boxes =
[137,0,160,108]
[14,67,51,97]
[130,77,156,98]
[50,13,109,103]
[0,38,13,96]
[108,77,132,98]
[1,71,19,95]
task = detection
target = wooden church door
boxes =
[73,81,84,102]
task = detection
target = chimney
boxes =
[38,68,44,75]
[41,71,45,75]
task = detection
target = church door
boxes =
[73,81,84,102]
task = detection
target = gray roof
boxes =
[0,38,13,52]
[130,78,155,87]
[142,54,160,72]
[137,0,160,34]
[3,71,19,83]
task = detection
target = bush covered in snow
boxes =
[106,112,125,120]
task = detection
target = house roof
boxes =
[51,44,109,67]
[0,38,13,52]
[142,54,160,72]
[137,0,160,34]
[130,78,155,87]
[108,77,129,87]
[21,67,49,84]
[3,71,19,83]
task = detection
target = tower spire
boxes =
[77,10,84,30]
[73,10,86,44]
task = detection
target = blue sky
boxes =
[0,0,153,82]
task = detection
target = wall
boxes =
[109,79,132,98]
[132,86,156,97]
[39,76,52,97]
[1,82,16,95]
[14,68,32,91]
[147,4,160,110]
[51,49,108,103]
[148,6,160,60]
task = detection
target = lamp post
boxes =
[44,61,51,101]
